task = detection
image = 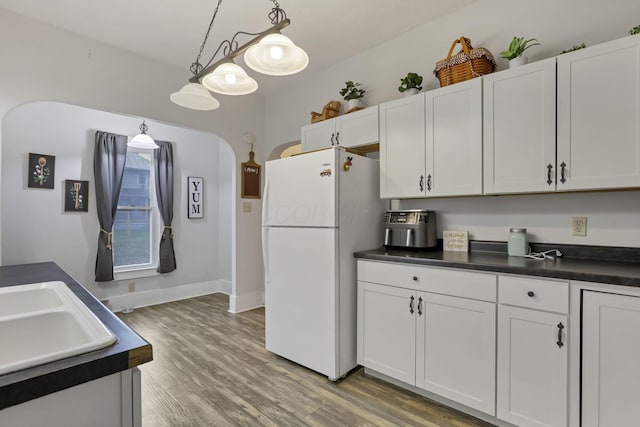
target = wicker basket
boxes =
[434,37,496,87]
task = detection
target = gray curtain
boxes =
[94,131,128,281]
[154,141,176,273]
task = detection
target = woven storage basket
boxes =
[434,37,496,87]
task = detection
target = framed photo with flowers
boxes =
[28,153,56,189]
[64,180,89,212]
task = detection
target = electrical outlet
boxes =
[128,282,136,293]
[572,216,587,236]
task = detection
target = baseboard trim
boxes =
[104,280,229,313]
[228,290,264,314]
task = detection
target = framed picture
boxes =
[28,153,55,189]
[188,176,203,218]
[64,180,89,212]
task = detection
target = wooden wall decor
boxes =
[241,150,261,199]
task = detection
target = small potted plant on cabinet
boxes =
[340,80,366,111]
[398,72,423,96]
[499,36,540,68]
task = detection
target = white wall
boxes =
[0,8,265,311]
[1,101,234,306]
[265,0,640,248]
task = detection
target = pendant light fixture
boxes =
[170,0,308,110]
[128,121,159,150]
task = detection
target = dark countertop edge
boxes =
[0,262,153,410]
[355,247,640,287]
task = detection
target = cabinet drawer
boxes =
[498,275,568,314]
[357,260,496,302]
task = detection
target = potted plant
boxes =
[629,25,640,35]
[398,72,423,96]
[340,81,366,110]
[499,36,540,68]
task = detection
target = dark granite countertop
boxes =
[0,262,152,410]
[355,243,640,287]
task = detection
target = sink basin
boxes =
[0,281,117,375]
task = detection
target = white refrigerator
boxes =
[261,147,386,380]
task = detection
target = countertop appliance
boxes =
[262,147,386,380]
[384,209,437,249]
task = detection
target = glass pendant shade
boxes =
[170,83,220,110]
[201,62,258,95]
[244,33,309,76]
[128,121,159,149]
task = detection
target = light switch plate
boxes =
[572,216,587,236]
[242,201,252,213]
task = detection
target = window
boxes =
[113,150,157,271]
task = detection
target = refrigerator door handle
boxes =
[262,227,270,283]
[261,176,270,226]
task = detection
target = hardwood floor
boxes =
[118,294,494,427]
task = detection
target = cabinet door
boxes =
[416,292,496,415]
[582,291,640,427]
[557,35,640,190]
[301,119,336,152]
[357,282,416,385]
[335,106,379,148]
[379,94,426,198]
[426,78,483,197]
[484,58,556,194]
[497,305,567,427]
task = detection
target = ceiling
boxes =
[0,0,476,95]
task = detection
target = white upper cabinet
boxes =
[557,34,640,191]
[426,78,483,197]
[301,106,379,152]
[484,58,557,194]
[301,119,335,152]
[379,93,426,198]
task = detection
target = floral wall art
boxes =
[64,180,89,212]
[28,153,55,189]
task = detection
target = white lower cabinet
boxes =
[497,306,567,426]
[582,290,640,427]
[357,260,497,416]
[0,368,141,427]
[497,275,569,427]
[416,292,495,414]
[357,282,416,384]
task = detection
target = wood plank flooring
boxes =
[117,294,494,427]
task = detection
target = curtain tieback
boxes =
[163,225,173,239]
[100,228,113,250]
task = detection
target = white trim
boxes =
[104,280,227,313]
[113,267,159,281]
[228,290,264,313]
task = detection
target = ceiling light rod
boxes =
[188,18,290,84]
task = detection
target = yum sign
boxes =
[188,176,204,219]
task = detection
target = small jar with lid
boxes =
[508,228,528,256]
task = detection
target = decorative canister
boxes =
[508,228,528,256]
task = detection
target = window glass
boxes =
[114,151,153,268]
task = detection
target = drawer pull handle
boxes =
[409,295,415,314]
[412,276,418,282]
[417,297,423,316]
[557,322,565,348]
[527,291,535,298]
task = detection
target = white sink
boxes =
[0,281,117,375]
